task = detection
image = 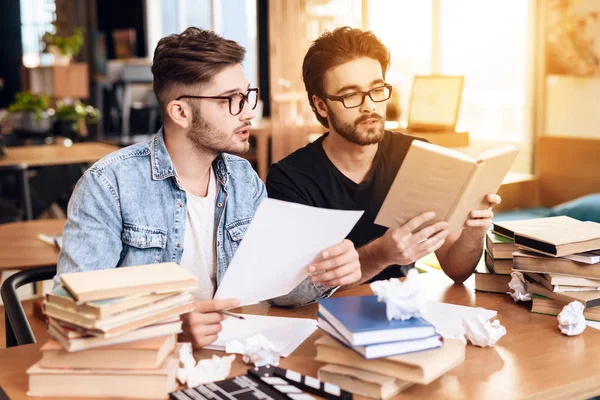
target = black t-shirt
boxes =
[266,130,426,281]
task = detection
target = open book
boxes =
[375,141,519,233]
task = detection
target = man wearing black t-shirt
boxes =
[267,27,501,285]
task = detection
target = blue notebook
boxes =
[317,312,443,359]
[317,296,436,346]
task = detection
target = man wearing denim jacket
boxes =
[56,28,361,349]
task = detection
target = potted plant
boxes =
[42,26,84,65]
[54,99,100,140]
[8,92,54,133]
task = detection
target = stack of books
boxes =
[27,263,197,398]
[494,216,600,319]
[474,231,517,294]
[315,296,465,399]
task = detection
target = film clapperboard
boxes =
[169,364,352,400]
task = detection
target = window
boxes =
[146,0,258,89]
[20,0,56,65]
[368,0,533,144]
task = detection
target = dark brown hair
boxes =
[151,27,246,112]
[302,27,390,128]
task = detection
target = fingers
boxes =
[317,239,354,260]
[414,238,447,260]
[465,217,493,228]
[469,209,494,219]
[401,221,448,248]
[486,193,501,206]
[319,269,362,287]
[309,244,358,273]
[182,310,225,329]
[396,229,449,264]
[194,298,240,313]
[180,313,225,349]
[191,334,219,349]
[396,211,437,234]
[310,260,361,286]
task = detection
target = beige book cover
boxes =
[318,364,413,400]
[27,346,179,399]
[492,216,579,239]
[60,262,197,302]
[48,318,182,352]
[43,292,192,331]
[484,250,513,275]
[527,282,600,308]
[513,250,600,279]
[514,221,600,257]
[531,296,600,321]
[544,273,600,287]
[46,289,175,318]
[40,334,176,370]
[314,335,465,384]
[474,263,512,294]
[375,140,518,233]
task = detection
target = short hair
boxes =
[151,27,246,114]
[302,27,390,128]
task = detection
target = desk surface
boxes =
[0,219,65,270]
[2,271,600,399]
[0,142,120,168]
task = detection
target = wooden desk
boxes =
[2,271,600,399]
[0,218,65,294]
[0,219,65,271]
[0,142,120,168]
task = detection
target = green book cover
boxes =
[487,231,515,244]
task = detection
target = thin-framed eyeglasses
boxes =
[324,84,392,109]
[176,88,259,116]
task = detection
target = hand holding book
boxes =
[461,193,502,239]
[373,211,449,267]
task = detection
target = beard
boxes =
[187,106,250,156]
[328,109,385,146]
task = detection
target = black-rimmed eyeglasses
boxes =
[176,88,259,116]
[324,84,392,109]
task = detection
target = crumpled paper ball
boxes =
[507,272,531,302]
[226,333,281,366]
[463,316,506,347]
[370,268,424,321]
[558,301,586,336]
[176,343,235,388]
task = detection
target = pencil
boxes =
[220,310,245,320]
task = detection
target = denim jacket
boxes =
[55,129,331,306]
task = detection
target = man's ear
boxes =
[166,100,191,129]
[312,95,328,120]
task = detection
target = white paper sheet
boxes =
[586,320,600,330]
[421,301,497,339]
[204,314,317,357]
[213,198,363,306]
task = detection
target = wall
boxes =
[546,75,600,138]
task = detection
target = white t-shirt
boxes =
[179,168,217,301]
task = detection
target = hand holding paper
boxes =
[180,298,240,349]
[214,199,363,306]
[308,239,361,287]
